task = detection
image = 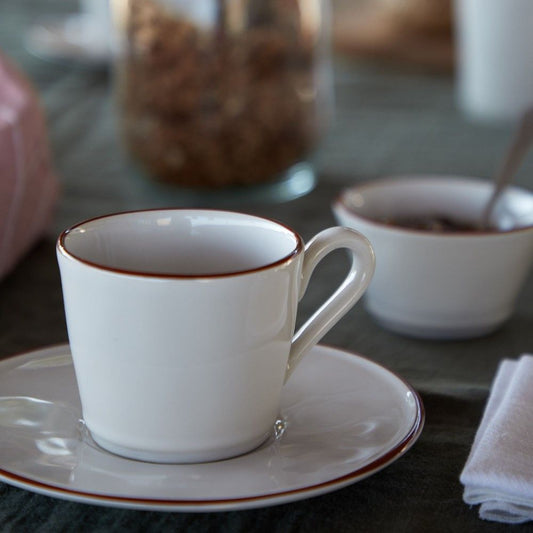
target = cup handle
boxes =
[285,227,375,382]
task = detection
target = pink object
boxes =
[0,53,59,279]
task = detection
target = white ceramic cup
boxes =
[333,176,533,340]
[454,0,533,121]
[56,209,375,463]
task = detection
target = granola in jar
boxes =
[115,0,330,188]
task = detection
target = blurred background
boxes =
[1,4,533,527]
[1,0,532,253]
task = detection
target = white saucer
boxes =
[0,344,423,512]
[25,15,111,67]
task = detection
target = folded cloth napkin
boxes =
[461,354,533,523]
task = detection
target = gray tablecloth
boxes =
[1,1,532,531]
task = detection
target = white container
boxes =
[333,176,533,339]
[454,0,533,121]
[57,209,374,462]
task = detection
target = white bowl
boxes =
[333,175,533,339]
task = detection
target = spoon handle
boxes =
[482,107,533,228]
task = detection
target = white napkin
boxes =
[461,354,533,523]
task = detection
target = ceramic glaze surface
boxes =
[0,344,423,511]
[333,176,533,339]
[61,210,301,275]
[56,210,375,462]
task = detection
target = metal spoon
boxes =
[481,106,533,229]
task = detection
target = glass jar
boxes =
[112,0,332,191]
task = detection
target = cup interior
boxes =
[338,176,533,232]
[59,210,302,276]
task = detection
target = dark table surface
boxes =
[1,1,533,531]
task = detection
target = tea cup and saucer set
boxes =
[0,209,424,510]
[0,176,531,510]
